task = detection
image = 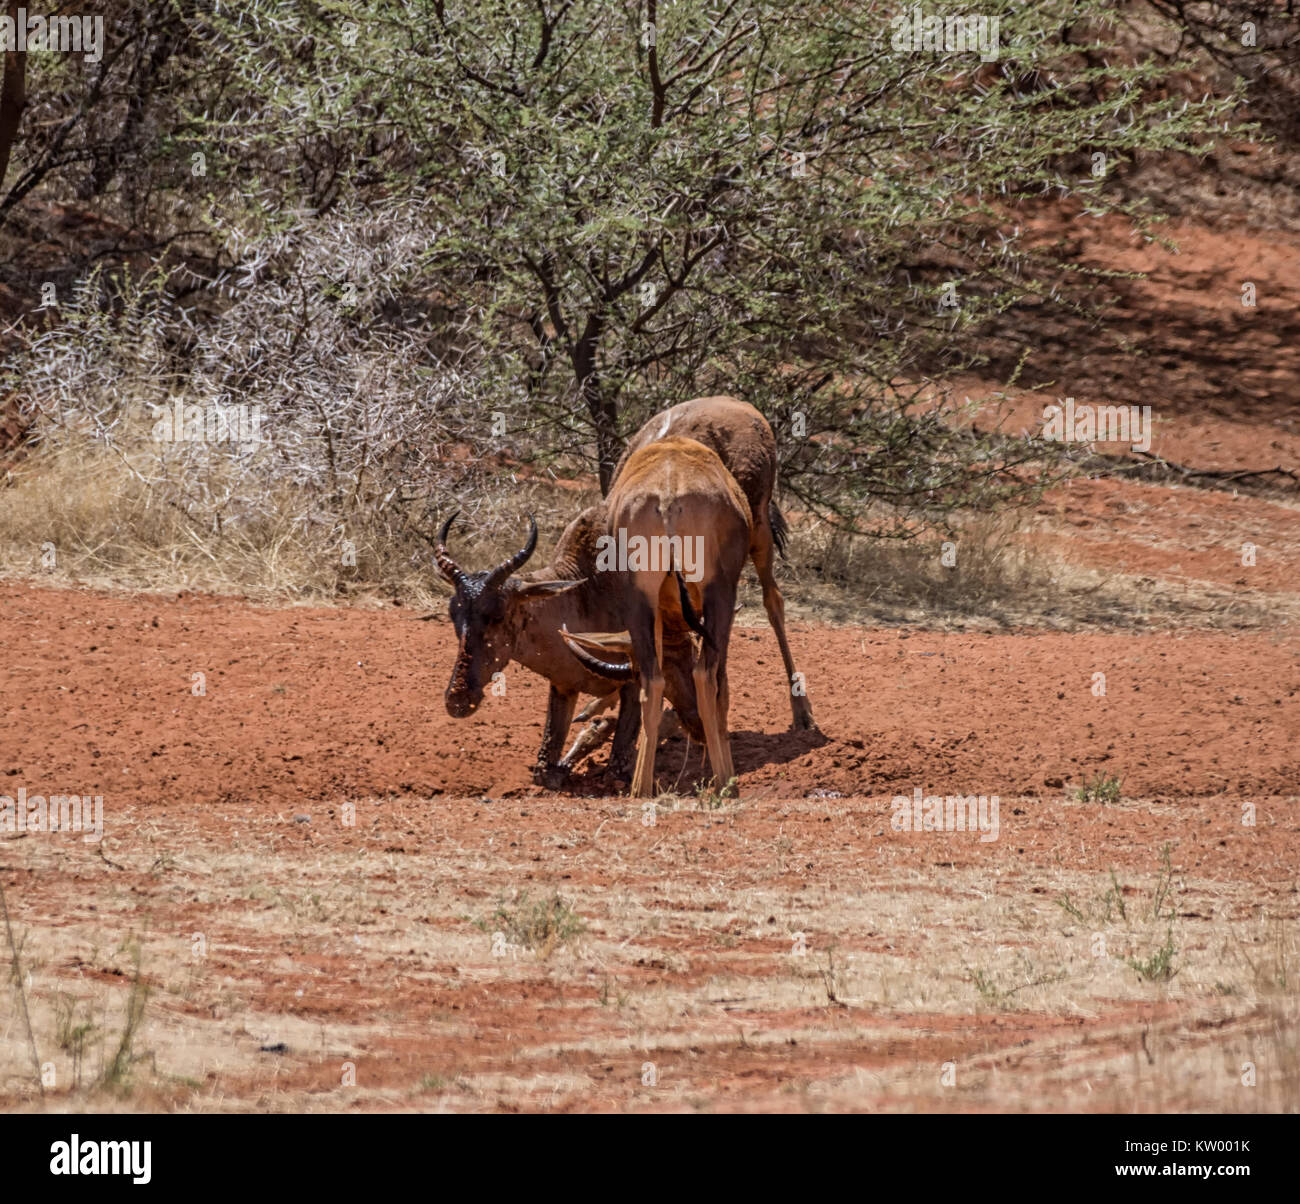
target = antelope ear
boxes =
[511,578,585,602]
[562,629,634,658]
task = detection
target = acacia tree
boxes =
[203,0,1233,527]
[0,2,206,226]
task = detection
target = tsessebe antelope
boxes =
[566,436,751,798]
[612,395,814,731]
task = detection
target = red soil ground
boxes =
[1,581,1296,808]
[1,200,1298,1113]
[0,575,1296,1112]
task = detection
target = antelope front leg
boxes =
[533,686,578,787]
[557,690,619,771]
[607,680,641,783]
[559,716,616,772]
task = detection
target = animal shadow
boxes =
[565,724,828,797]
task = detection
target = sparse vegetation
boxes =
[100,936,153,1094]
[479,892,587,956]
[695,776,739,810]
[1076,774,1124,804]
[1,879,44,1097]
[597,976,629,1009]
[53,993,99,1091]
[1127,928,1179,983]
[968,957,1069,1009]
[1229,915,1295,996]
[1055,845,1182,988]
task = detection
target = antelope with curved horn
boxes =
[432,506,705,785]
[613,396,815,731]
[433,395,810,789]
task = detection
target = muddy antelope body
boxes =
[433,507,705,785]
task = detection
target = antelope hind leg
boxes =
[751,522,816,731]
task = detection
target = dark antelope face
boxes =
[434,513,580,718]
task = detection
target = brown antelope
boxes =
[566,436,752,798]
[613,396,815,731]
[435,395,811,787]
[433,506,704,785]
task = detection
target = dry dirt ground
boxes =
[0,578,1297,1113]
[2,211,1299,1114]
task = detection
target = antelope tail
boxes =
[769,500,790,559]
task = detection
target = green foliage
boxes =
[481,891,586,951]
[1076,772,1123,803]
[1127,928,1178,982]
[195,0,1240,521]
[695,774,739,808]
[3,2,1250,537]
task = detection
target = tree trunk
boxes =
[571,318,622,494]
[0,0,27,192]
[587,376,622,496]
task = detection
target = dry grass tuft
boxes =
[0,431,597,606]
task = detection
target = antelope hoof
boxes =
[792,702,817,731]
[533,763,572,790]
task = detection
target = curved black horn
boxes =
[488,514,538,585]
[565,639,636,682]
[562,626,636,682]
[432,511,467,587]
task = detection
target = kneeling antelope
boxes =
[433,506,706,784]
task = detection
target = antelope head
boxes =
[434,512,582,717]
